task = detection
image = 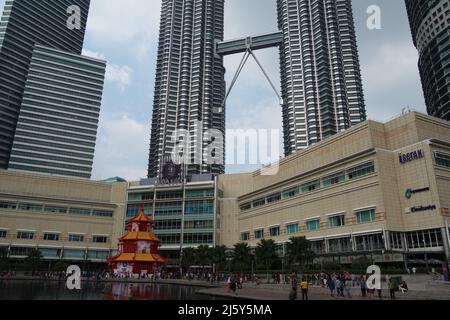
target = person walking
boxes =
[344,278,352,298]
[360,276,367,297]
[412,267,417,275]
[389,279,397,300]
[327,275,336,297]
[300,277,309,300]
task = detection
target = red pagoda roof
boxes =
[128,208,153,223]
[119,231,161,242]
[109,253,166,263]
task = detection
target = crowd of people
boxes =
[288,271,409,300]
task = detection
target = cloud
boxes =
[92,114,148,181]
[82,49,106,60]
[105,64,133,91]
[82,49,133,91]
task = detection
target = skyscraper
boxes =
[8,46,105,178]
[277,0,366,155]
[405,0,450,121]
[0,0,106,178]
[148,0,226,178]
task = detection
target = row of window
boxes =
[240,161,375,211]
[128,189,215,202]
[4,247,111,260]
[127,200,214,217]
[154,220,214,230]
[0,201,113,218]
[157,233,214,245]
[240,209,377,241]
[0,230,108,243]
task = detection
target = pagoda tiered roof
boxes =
[110,253,165,263]
[119,232,160,242]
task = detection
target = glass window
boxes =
[435,152,450,168]
[64,249,85,259]
[43,233,60,241]
[184,220,213,229]
[254,229,264,239]
[347,162,375,179]
[240,203,251,211]
[252,198,266,208]
[185,200,214,215]
[306,219,320,232]
[356,209,376,224]
[301,180,320,193]
[92,210,113,217]
[69,208,91,216]
[322,172,346,187]
[69,234,84,242]
[241,232,250,241]
[183,233,213,244]
[17,231,34,240]
[18,203,43,212]
[155,220,182,230]
[329,215,346,228]
[156,191,183,200]
[128,193,142,201]
[92,235,108,243]
[10,247,33,256]
[267,193,281,204]
[283,187,300,199]
[44,206,67,214]
[186,189,215,198]
[0,202,17,210]
[286,223,299,235]
[87,250,109,260]
[0,230,7,238]
[270,226,280,237]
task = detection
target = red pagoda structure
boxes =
[108,205,165,275]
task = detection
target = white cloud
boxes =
[92,114,148,181]
[82,49,106,60]
[82,49,133,91]
[105,64,133,91]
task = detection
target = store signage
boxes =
[405,187,430,199]
[409,205,437,213]
[399,149,424,164]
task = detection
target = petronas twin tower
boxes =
[148,0,367,178]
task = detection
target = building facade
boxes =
[7,45,106,178]
[277,0,366,155]
[0,170,127,265]
[0,0,106,178]
[405,0,450,121]
[218,112,450,265]
[126,175,219,264]
[148,0,226,178]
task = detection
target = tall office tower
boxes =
[0,0,106,178]
[148,0,226,178]
[277,0,366,155]
[0,0,89,167]
[8,46,105,178]
[405,0,450,121]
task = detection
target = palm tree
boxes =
[255,239,278,282]
[232,243,251,274]
[285,236,315,270]
[181,247,196,273]
[195,245,212,273]
[211,245,227,273]
[25,248,43,275]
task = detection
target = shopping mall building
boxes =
[0,112,449,267]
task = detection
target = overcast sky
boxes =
[0,0,426,180]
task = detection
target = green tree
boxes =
[211,245,227,273]
[285,237,315,270]
[195,245,212,272]
[232,243,251,274]
[180,247,196,273]
[255,239,278,282]
[25,248,43,275]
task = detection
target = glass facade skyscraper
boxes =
[0,0,106,178]
[277,0,366,155]
[405,0,450,121]
[148,0,226,178]
[8,46,105,178]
